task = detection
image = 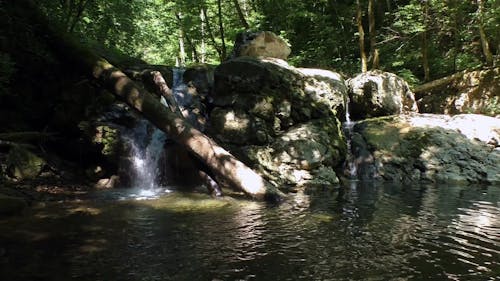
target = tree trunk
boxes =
[413,70,468,93]
[449,0,459,72]
[368,0,379,69]
[18,0,283,202]
[477,0,494,66]
[232,0,250,29]
[356,0,368,72]
[176,12,187,66]
[217,0,227,60]
[175,12,200,64]
[421,0,430,82]
[201,4,223,60]
[68,0,90,32]
[200,8,206,63]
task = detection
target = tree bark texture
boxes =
[17,0,283,201]
[356,0,368,72]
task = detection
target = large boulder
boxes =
[213,57,347,132]
[417,67,500,116]
[231,31,291,60]
[348,113,500,183]
[347,70,418,120]
[210,57,347,187]
[6,146,46,180]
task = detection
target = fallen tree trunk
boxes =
[413,70,468,94]
[17,0,284,201]
[0,132,57,143]
[150,71,183,116]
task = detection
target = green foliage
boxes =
[31,0,500,82]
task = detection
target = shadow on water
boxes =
[1,182,500,280]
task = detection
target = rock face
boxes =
[231,31,291,60]
[347,70,418,120]
[348,113,500,184]
[210,57,347,187]
[418,67,500,116]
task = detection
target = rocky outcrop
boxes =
[210,57,347,187]
[231,31,291,60]
[347,70,418,120]
[417,67,500,116]
[348,113,500,184]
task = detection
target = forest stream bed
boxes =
[1,182,499,280]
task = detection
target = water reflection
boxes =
[0,183,499,280]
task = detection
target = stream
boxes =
[1,182,499,280]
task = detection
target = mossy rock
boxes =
[6,146,45,180]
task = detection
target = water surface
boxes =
[1,182,499,280]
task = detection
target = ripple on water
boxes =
[1,183,500,280]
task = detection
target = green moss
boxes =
[6,146,45,180]
[93,125,120,157]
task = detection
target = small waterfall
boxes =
[120,70,194,199]
[123,118,168,198]
[343,97,358,179]
[172,67,205,131]
[172,68,191,113]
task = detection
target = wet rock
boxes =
[95,175,120,189]
[350,114,500,184]
[232,31,291,60]
[347,70,418,120]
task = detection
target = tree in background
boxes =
[33,0,498,82]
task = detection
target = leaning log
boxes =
[16,0,284,201]
[0,132,57,143]
[413,70,468,93]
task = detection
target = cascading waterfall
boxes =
[123,67,195,199]
[123,118,168,198]
[343,97,358,179]
[121,69,190,199]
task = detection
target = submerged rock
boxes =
[347,70,418,120]
[349,113,500,184]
